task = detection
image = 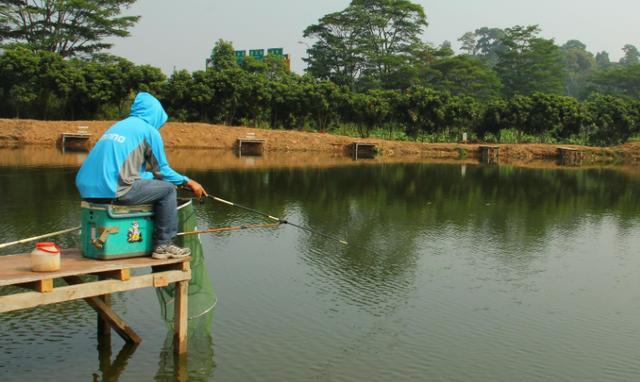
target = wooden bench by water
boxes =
[0,249,191,355]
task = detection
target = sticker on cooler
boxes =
[127,221,143,243]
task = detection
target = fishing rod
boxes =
[177,223,280,236]
[205,195,375,252]
[0,226,81,249]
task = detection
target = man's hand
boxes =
[185,179,208,198]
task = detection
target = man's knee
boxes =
[155,181,176,197]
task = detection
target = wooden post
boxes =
[97,274,112,345]
[174,280,188,355]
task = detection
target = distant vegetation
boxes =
[0,0,638,146]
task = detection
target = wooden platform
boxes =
[350,142,377,160]
[0,249,191,355]
[60,132,91,151]
[479,145,500,164]
[237,137,265,156]
[558,147,585,166]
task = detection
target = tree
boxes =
[585,94,636,145]
[0,0,140,57]
[588,64,640,98]
[160,70,194,121]
[345,90,393,137]
[426,55,501,101]
[302,77,342,132]
[472,27,506,66]
[303,10,365,87]
[561,39,596,98]
[458,32,477,55]
[303,0,428,89]
[399,86,449,137]
[620,44,640,65]
[236,72,271,127]
[523,93,586,139]
[209,39,237,70]
[0,45,38,117]
[595,51,611,69]
[495,25,564,96]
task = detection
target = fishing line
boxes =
[204,194,376,253]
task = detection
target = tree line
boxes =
[0,0,639,146]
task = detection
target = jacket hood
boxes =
[129,92,168,129]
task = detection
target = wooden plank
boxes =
[64,275,142,344]
[174,280,188,355]
[153,274,169,287]
[0,249,189,287]
[0,270,191,313]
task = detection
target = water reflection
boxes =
[153,313,216,382]
[95,342,138,382]
[192,164,640,316]
[2,152,640,382]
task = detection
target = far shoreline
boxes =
[1,118,638,166]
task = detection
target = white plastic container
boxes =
[31,242,61,272]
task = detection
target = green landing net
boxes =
[156,199,217,325]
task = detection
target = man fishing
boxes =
[75,92,207,259]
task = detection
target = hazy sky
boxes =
[109,0,640,75]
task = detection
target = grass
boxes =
[283,123,601,147]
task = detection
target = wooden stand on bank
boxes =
[0,249,191,356]
[558,147,585,166]
[350,142,377,160]
[480,145,500,164]
[60,129,92,152]
[237,133,265,156]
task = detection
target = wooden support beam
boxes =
[97,268,130,281]
[18,279,54,293]
[174,280,188,355]
[0,270,190,314]
[35,279,54,293]
[152,261,191,273]
[97,274,112,342]
[64,276,142,344]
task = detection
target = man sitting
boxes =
[76,92,207,259]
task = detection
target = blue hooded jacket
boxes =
[75,92,188,199]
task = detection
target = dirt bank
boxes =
[1,118,638,164]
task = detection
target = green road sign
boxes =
[249,49,265,60]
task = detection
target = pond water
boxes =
[1,149,640,381]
